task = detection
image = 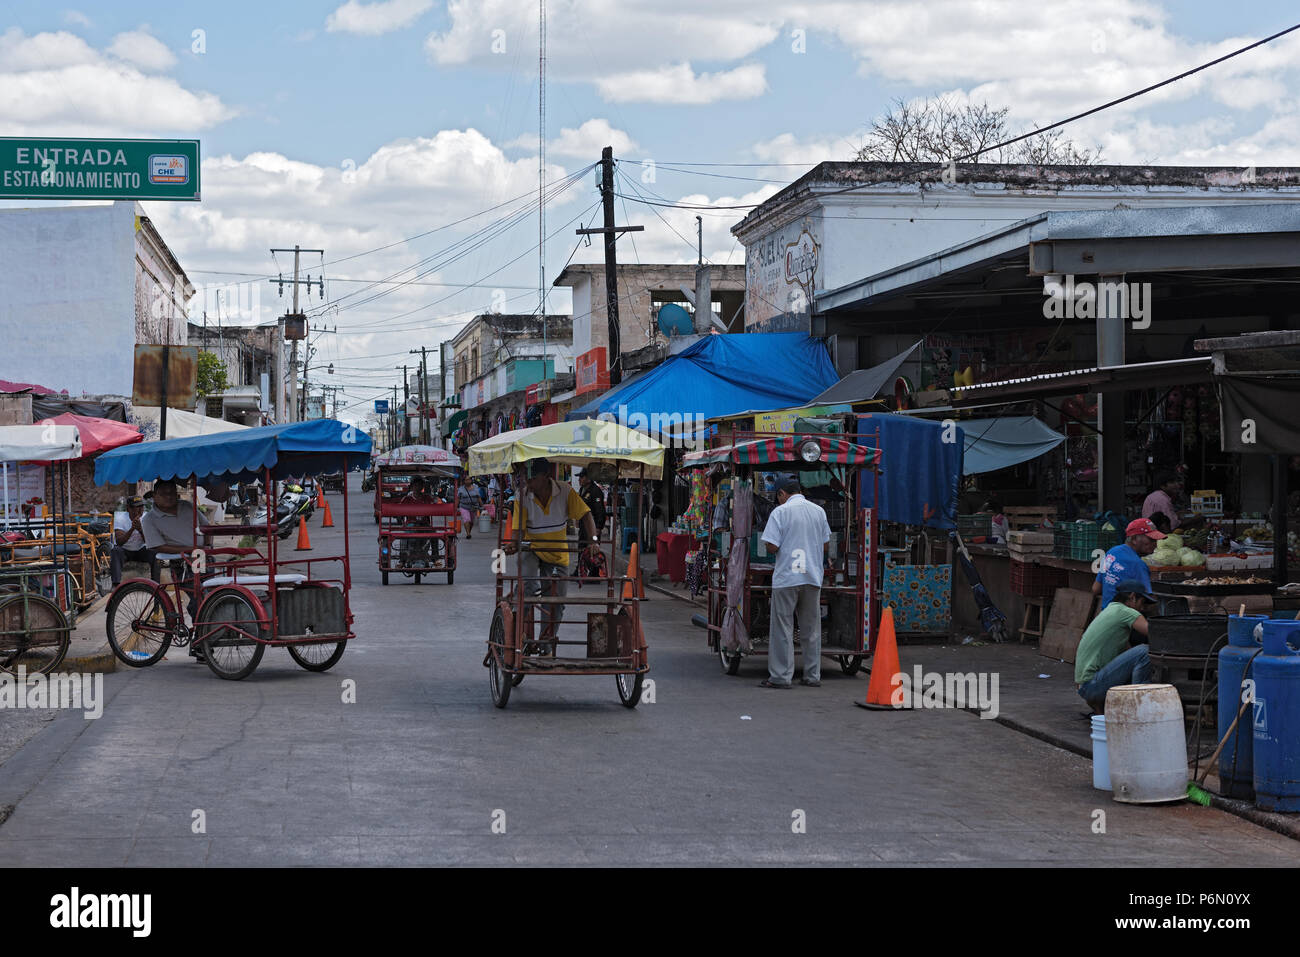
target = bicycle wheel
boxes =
[488,607,511,708]
[0,592,69,676]
[195,589,265,680]
[615,671,644,708]
[105,581,173,667]
[287,639,346,672]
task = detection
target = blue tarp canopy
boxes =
[94,419,372,486]
[856,413,962,529]
[568,333,839,426]
[959,416,1065,475]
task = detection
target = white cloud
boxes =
[751,132,864,166]
[597,63,767,105]
[107,29,177,72]
[326,0,434,36]
[0,28,232,136]
[509,119,638,158]
[141,128,582,386]
[62,10,92,29]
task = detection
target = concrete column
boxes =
[1096,274,1126,515]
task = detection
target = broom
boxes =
[1187,697,1250,806]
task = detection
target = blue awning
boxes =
[568,333,839,424]
[94,419,372,486]
[959,416,1065,475]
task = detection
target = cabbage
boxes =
[1179,548,1204,566]
[1152,547,1180,565]
[1142,554,1162,567]
[1164,534,1184,550]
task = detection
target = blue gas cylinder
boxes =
[1217,615,1265,798]
[1252,620,1300,812]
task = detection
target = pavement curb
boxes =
[861,663,1300,844]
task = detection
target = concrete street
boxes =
[0,476,1296,866]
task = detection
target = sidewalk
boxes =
[645,579,1300,844]
[58,593,117,674]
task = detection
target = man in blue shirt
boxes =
[1093,517,1163,609]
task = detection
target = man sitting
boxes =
[401,476,438,566]
[141,479,204,661]
[1075,580,1154,713]
[503,460,600,647]
[111,495,158,585]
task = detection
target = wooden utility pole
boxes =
[400,363,410,444]
[577,147,642,387]
[409,346,431,444]
[269,244,324,422]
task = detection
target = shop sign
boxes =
[576,347,610,396]
[0,137,200,201]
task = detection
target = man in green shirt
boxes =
[1075,579,1154,712]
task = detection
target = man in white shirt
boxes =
[110,495,158,584]
[760,478,831,688]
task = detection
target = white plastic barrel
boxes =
[1104,684,1188,803]
[478,512,491,533]
[1090,714,1111,791]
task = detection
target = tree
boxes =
[855,95,1102,165]
[196,351,230,398]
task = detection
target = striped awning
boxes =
[680,434,877,469]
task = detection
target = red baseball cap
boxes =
[1126,517,1166,540]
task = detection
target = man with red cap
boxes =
[1092,517,1164,609]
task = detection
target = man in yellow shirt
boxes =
[503,460,600,643]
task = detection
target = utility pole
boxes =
[409,346,431,444]
[577,146,643,386]
[269,244,324,422]
[400,364,410,445]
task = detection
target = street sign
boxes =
[374,399,390,414]
[132,345,198,410]
[0,137,201,201]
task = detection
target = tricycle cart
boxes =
[468,419,664,709]
[682,431,882,677]
[372,445,462,585]
[0,425,84,676]
[95,419,371,680]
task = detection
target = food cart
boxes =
[683,431,882,676]
[372,445,462,585]
[468,419,664,708]
[95,420,371,680]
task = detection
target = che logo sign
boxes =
[149,154,189,186]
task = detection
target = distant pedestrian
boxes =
[760,478,830,688]
[457,481,480,539]
[578,470,607,537]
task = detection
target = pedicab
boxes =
[95,419,371,680]
[682,431,882,677]
[372,444,462,585]
[468,419,664,708]
[0,425,83,676]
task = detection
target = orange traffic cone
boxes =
[856,606,910,710]
[315,484,325,508]
[295,515,312,551]
[321,498,334,528]
[623,542,642,600]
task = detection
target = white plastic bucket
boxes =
[1090,714,1111,791]
[478,512,491,534]
[1105,683,1188,803]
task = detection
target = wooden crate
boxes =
[1003,506,1057,530]
[1039,587,1096,662]
[1008,530,1054,546]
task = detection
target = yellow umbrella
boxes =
[468,418,665,478]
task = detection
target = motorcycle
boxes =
[251,482,316,540]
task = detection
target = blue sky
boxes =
[1,1,1298,418]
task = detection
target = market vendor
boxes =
[1142,471,1206,531]
[110,495,158,585]
[1092,517,1163,609]
[1075,579,1154,713]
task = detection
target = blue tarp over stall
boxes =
[856,413,962,529]
[568,333,839,425]
[958,416,1065,475]
[94,419,372,486]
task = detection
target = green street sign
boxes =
[0,137,200,201]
